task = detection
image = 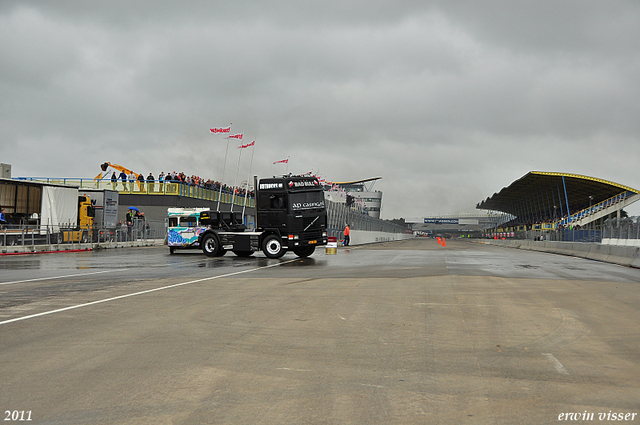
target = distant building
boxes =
[1,163,11,179]
[406,212,513,234]
[324,177,383,219]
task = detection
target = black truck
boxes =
[197,175,328,258]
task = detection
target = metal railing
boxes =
[1,219,166,249]
[555,191,635,226]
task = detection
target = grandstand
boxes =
[477,171,640,232]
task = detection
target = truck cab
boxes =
[254,175,328,258]
[62,195,96,243]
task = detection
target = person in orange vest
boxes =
[343,223,350,246]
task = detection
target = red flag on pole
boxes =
[238,140,255,149]
[210,126,231,133]
[273,159,289,164]
[229,133,243,140]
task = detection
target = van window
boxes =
[179,217,197,227]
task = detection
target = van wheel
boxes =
[293,245,315,258]
[169,246,175,254]
[201,233,220,257]
[262,235,285,259]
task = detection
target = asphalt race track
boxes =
[1,239,639,424]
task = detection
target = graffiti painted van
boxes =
[167,208,210,254]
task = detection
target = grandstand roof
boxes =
[476,171,639,216]
[332,177,382,185]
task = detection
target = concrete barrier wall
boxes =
[482,239,640,268]
[350,231,414,246]
[1,238,161,255]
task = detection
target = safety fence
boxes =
[601,217,640,241]
[325,199,410,240]
[483,217,640,244]
[1,219,165,249]
[15,178,255,208]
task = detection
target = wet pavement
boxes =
[1,239,639,424]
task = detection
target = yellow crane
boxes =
[95,162,142,180]
[95,162,145,192]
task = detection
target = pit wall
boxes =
[481,239,640,268]
[349,231,414,246]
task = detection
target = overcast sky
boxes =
[2,1,640,219]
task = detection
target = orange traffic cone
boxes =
[442,237,446,247]
[437,237,441,245]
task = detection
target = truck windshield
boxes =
[289,191,325,211]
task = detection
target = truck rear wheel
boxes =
[262,234,286,259]
[201,233,220,257]
[293,245,316,258]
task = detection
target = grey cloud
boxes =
[2,1,640,218]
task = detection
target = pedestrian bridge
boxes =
[15,177,256,208]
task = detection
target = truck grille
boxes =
[291,216,324,240]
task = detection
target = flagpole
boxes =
[216,123,232,211]
[230,140,244,213]
[242,140,256,221]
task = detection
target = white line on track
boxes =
[0,269,129,286]
[542,353,569,375]
[0,259,297,326]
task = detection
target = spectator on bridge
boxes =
[128,172,136,192]
[119,171,127,191]
[158,172,165,192]
[111,172,117,190]
[147,173,155,193]
[137,173,145,192]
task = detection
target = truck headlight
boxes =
[322,232,327,237]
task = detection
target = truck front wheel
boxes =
[262,235,286,259]
[201,233,220,257]
[293,245,316,258]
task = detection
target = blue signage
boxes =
[424,218,459,224]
